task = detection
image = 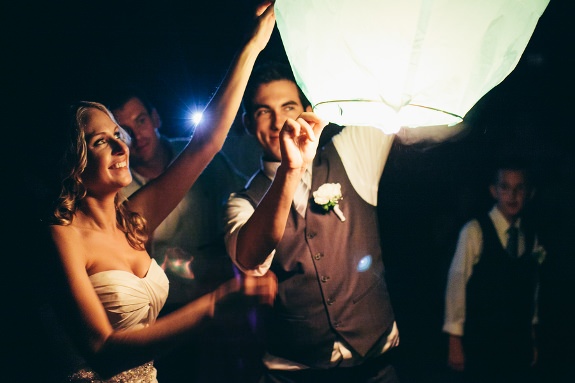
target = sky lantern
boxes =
[275,0,550,133]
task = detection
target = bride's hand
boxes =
[249,1,276,53]
[241,270,278,306]
[211,270,277,315]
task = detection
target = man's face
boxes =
[490,169,529,222]
[112,97,161,166]
[244,80,310,161]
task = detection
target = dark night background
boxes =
[4,0,574,382]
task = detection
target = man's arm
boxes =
[224,195,273,276]
[443,220,483,371]
[530,235,545,367]
[236,165,302,270]
[235,113,326,270]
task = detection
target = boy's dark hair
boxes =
[242,61,311,118]
[490,157,533,188]
[105,85,155,115]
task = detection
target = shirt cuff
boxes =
[442,323,464,336]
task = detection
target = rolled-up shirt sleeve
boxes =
[224,192,274,276]
[443,220,482,336]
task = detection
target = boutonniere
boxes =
[312,183,346,222]
[531,244,547,265]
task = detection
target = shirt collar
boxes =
[261,159,281,180]
[490,205,521,233]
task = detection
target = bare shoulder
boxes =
[50,223,82,243]
[49,224,87,266]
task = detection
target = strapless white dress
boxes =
[68,259,169,383]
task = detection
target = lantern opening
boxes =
[313,99,463,133]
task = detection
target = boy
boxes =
[444,160,544,382]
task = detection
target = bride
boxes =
[46,3,277,382]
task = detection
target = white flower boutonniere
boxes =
[532,244,547,265]
[313,183,346,222]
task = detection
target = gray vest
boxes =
[239,140,395,367]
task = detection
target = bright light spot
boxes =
[191,111,203,125]
[357,255,372,272]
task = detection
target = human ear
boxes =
[489,184,498,200]
[151,108,162,129]
[242,112,254,136]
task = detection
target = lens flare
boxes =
[357,255,373,272]
[160,248,195,280]
[191,111,203,125]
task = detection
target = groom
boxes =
[224,61,401,382]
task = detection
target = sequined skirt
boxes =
[68,361,157,383]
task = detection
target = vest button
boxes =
[314,253,323,260]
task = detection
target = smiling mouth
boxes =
[111,161,127,169]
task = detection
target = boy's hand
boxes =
[448,335,465,371]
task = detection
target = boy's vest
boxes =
[238,140,395,367]
[464,214,538,366]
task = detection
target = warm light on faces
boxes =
[112,97,161,164]
[81,108,132,194]
[247,79,309,161]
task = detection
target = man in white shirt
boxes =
[443,160,543,383]
[224,62,400,382]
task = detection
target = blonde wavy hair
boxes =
[52,101,148,250]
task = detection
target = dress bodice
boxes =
[68,259,169,383]
[89,259,169,331]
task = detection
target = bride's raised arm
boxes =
[128,3,275,233]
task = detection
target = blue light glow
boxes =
[357,255,372,272]
[191,111,203,125]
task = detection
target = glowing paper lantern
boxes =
[275,0,549,133]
